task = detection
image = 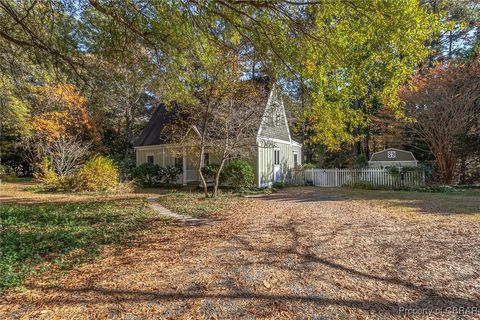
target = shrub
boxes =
[272,181,286,189]
[76,155,119,191]
[163,166,182,185]
[352,156,368,169]
[132,163,164,186]
[349,181,380,190]
[35,158,62,190]
[202,164,220,180]
[222,159,255,191]
[305,179,314,186]
[303,163,317,170]
[115,156,136,182]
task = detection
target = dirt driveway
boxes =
[2,188,479,319]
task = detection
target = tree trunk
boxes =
[435,146,456,185]
[197,144,209,197]
[211,158,227,198]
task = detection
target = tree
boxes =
[1,0,440,174]
[165,51,268,197]
[47,137,91,176]
[422,0,480,62]
[196,78,268,197]
[22,84,98,171]
[399,55,480,184]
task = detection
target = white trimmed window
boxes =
[274,149,280,165]
[146,155,154,164]
[293,152,298,167]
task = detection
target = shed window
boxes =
[274,149,280,165]
[146,155,154,164]
[293,152,298,167]
[174,156,183,168]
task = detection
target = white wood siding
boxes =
[257,138,302,187]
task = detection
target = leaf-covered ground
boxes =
[1,186,479,319]
[157,191,247,218]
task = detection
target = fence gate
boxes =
[289,168,425,188]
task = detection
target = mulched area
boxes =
[1,187,479,319]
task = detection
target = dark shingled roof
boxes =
[134,77,272,147]
[133,103,175,147]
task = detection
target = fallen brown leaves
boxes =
[1,186,479,319]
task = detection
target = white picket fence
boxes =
[288,168,425,188]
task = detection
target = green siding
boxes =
[257,139,302,187]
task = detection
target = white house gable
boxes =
[257,85,291,143]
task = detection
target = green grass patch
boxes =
[1,176,33,183]
[0,199,166,291]
[157,191,244,218]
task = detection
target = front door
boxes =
[273,148,281,182]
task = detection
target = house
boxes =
[368,148,418,168]
[133,84,302,188]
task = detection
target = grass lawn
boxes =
[157,190,247,218]
[0,182,168,292]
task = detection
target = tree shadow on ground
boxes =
[27,284,480,316]
[28,218,479,317]
[258,187,480,216]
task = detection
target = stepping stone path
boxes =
[146,197,217,226]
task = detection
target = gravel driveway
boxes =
[2,188,479,319]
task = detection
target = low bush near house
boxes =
[163,166,182,185]
[202,164,220,181]
[132,164,182,186]
[132,163,164,186]
[115,156,136,182]
[77,155,119,191]
[222,159,255,191]
[272,181,286,189]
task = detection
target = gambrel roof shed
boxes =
[368,148,417,168]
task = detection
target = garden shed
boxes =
[368,148,418,168]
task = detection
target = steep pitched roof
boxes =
[133,103,175,146]
[134,78,284,147]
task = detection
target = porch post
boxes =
[182,146,187,185]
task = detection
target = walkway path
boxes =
[146,197,216,226]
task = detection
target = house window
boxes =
[293,152,298,167]
[174,156,183,169]
[146,155,154,164]
[204,153,210,166]
[274,149,280,165]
